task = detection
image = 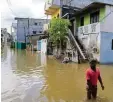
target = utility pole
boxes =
[60,0,63,18]
[11,24,13,42]
[28,18,33,51]
[28,18,32,51]
[24,26,26,44]
[28,18,30,43]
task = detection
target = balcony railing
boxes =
[78,22,100,35]
[45,1,52,11]
[44,0,60,15]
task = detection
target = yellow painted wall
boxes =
[52,9,60,18]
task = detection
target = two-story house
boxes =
[15,18,49,49]
[75,2,113,64]
[44,0,81,61]
[44,0,113,64]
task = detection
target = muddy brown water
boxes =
[1,47,113,102]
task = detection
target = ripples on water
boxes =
[1,47,113,102]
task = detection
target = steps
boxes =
[68,29,94,62]
[68,29,87,61]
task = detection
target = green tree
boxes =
[49,18,70,43]
[48,18,71,56]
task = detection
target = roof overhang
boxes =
[75,2,113,15]
[26,34,44,37]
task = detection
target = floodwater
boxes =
[1,46,113,102]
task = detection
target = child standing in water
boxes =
[86,59,104,100]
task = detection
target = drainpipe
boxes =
[24,26,26,44]
[28,18,30,44]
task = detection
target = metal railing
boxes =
[68,29,86,60]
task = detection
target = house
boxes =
[69,2,113,64]
[44,0,77,57]
[14,18,49,49]
[74,2,113,64]
[1,28,12,44]
[44,0,113,64]
[44,0,82,62]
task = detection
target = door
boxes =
[69,19,75,35]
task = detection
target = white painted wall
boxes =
[77,23,101,61]
[41,39,47,54]
[78,23,100,49]
[43,24,49,31]
[72,51,78,62]
[100,5,113,33]
[12,23,17,42]
[66,37,78,62]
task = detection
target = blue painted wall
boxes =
[17,26,25,42]
[100,32,113,64]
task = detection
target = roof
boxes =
[88,2,113,6]
[75,2,113,15]
[15,17,50,21]
[83,2,113,9]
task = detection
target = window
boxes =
[34,23,37,25]
[39,31,42,33]
[90,11,99,24]
[111,39,113,50]
[33,31,37,34]
[80,17,84,26]
[39,22,42,26]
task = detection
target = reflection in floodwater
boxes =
[1,47,113,102]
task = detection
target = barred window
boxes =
[90,11,99,24]
[33,31,37,34]
[91,24,96,32]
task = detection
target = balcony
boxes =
[78,22,100,36]
[44,0,60,15]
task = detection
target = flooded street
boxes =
[1,46,113,102]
